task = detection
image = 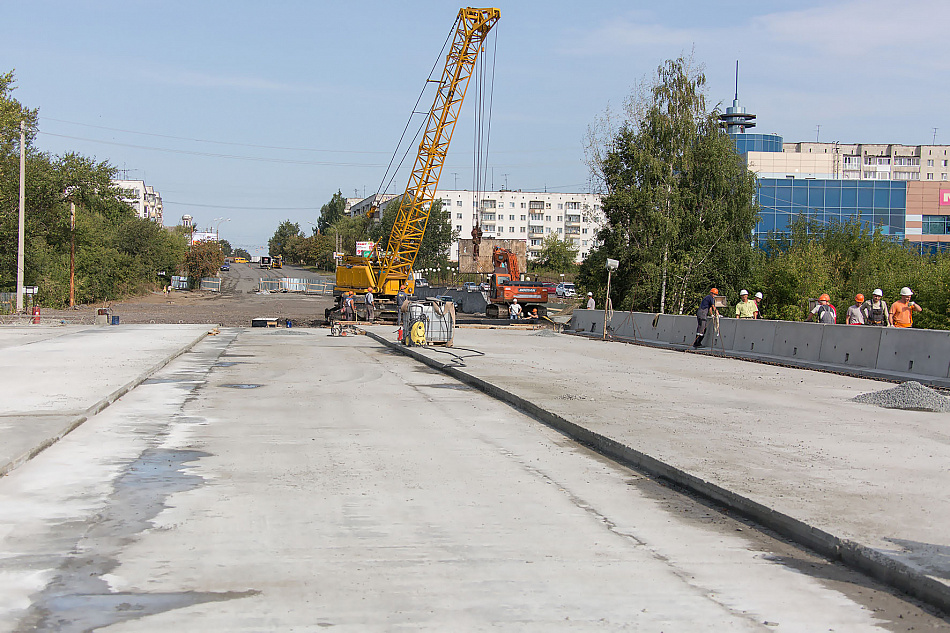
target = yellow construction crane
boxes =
[335,7,500,305]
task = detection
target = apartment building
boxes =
[113,179,163,224]
[724,98,950,251]
[344,189,604,262]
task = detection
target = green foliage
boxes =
[753,216,950,328]
[268,220,302,258]
[317,190,347,234]
[533,234,579,273]
[0,72,187,306]
[218,239,232,257]
[232,247,251,260]
[184,240,225,287]
[582,57,758,314]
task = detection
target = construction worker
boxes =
[693,288,719,348]
[586,292,595,310]
[890,287,922,328]
[865,289,889,326]
[753,292,763,318]
[343,291,356,321]
[364,287,375,322]
[735,290,758,319]
[509,298,522,320]
[846,294,866,325]
[808,293,836,323]
[396,282,408,337]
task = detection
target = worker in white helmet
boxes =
[735,289,758,319]
[509,298,522,320]
[753,292,764,318]
[586,292,595,310]
[889,287,921,328]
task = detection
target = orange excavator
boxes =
[485,246,549,318]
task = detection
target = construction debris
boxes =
[852,381,950,412]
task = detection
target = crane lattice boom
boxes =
[377,7,500,291]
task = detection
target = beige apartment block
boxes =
[757,143,950,183]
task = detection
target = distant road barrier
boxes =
[258,278,333,294]
[199,277,221,292]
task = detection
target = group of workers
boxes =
[693,286,922,348]
[809,287,922,328]
[341,286,376,322]
[508,298,540,321]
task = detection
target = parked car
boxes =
[541,282,557,294]
[220,263,230,271]
[556,282,576,297]
[479,281,490,291]
[415,278,429,288]
[462,282,479,292]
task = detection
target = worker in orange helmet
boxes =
[808,293,836,324]
[693,287,719,348]
[846,293,866,325]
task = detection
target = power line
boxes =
[37,132,387,167]
[42,117,387,155]
[164,200,317,210]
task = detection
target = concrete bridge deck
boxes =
[0,323,948,629]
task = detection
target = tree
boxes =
[583,56,758,314]
[533,234,579,273]
[232,247,251,260]
[268,220,302,258]
[317,190,347,234]
[184,240,225,287]
[218,239,232,257]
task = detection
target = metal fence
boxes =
[0,292,14,315]
[258,278,333,294]
[199,277,221,292]
[170,275,189,290]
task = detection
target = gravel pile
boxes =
[853,381,950,412]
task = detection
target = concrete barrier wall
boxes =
[771,321,824,361]
[876,328,950,377]
[570,310,950,380]
[818,325,882,367]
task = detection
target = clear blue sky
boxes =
[5,0,947,253]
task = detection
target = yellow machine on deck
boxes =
[334,7,500,302]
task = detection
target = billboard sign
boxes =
[356,241,375,257]
[940,189,950,206]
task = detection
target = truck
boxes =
[259,256,272,269]
[271,255,283,269]
[485,246,548,318]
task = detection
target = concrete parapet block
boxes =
[818,325,882,368]
[876,327,950,378]
[608,311,636,338]
[733,319,776,354]
[570,309,601,335]
[667,314,698,346]
[640,312,674,343]
[772,321,824,361]
[709,317,737,350]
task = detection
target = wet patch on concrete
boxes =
[17,448,259,632]
[214,361,244,367]
[218,383,263,389]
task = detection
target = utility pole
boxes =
[70,201,76,307]
[16,121,25,314]
[816,124,821,143]
[934,128,939,145]
[452,172,459,189]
